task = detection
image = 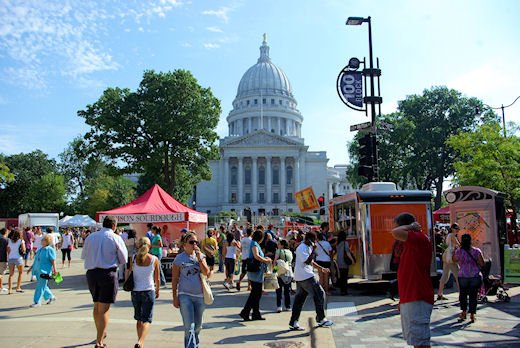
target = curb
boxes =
[309,317,336,348]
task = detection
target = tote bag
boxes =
[200,273,214,305]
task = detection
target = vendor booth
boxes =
[433,206,450,223]
[60,214,98,228]
[96,184,207,244]
[444,186,507,277]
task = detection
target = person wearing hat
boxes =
[266,224,276,240]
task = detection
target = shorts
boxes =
[241,259,248,275]
[400,301,432,346]
[86,267,118,304]
[316,261,331,269]
[0,261,7,274]
[131,290,155,323]
[8,258,23,267]
[224,258,235,278]
[205,255,215,267]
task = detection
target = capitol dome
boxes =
[226,36,303,139]
[236,38,293,98]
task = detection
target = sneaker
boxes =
[30,303,41,308]
[31,275,37,282]
[317,318,334,327]
[276,306,283,313]
[284,307,291,311]
[46,297,56,304]
[223,282,231,290]
[437,295,448,301]
[289,322,305,331]
[0,288,8,293]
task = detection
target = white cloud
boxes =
[181,42,192,48]
[206,26,223,33]
[0,1,184,90]
[202,7,232,23]
[203,43,220,49]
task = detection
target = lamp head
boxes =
[346,17,367,25]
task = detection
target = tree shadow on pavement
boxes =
[60,339,96,348]
[354,303,399,322]
[211,329,309,345]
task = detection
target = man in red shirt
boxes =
[391,212,434,348]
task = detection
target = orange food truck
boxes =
[328,182,437,280]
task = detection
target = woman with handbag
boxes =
[274,239,293,312]
[239,229,272,321]
[172,231,210,348]
[60,228,75,268]
[7,229,25,294]
[336,231,354,296]
[28,234,57,307]
[128,237,160,348]
[437,223,461,301]
[453,233,485,323]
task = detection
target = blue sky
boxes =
[1,0,519,168]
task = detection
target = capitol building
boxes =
[195,37,351,217]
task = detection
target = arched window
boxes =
[259,166,265,185]
[286,165,293,185]
[245,165,251,185]
[231,166,238,185]
[273,166,280,185]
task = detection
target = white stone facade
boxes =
[195,38,350,217]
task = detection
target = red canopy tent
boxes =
[433,206,450,223]
[97,184,207,242]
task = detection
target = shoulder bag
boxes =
[247,243,262,272]
[123,256,135,292]
[18,240,25,256]
[343,241,356,265]
[200,273,214,305]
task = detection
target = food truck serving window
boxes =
[333,199,357,238]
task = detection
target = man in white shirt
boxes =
[236,228,252,291]
[289,231,333,331]
[81,216,128,348]
[315,237,333,293]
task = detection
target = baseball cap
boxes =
[180,228,188,233]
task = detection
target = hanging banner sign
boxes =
[337,70,363,108]
[295,187,320,212]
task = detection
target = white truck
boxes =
[18,213,60,232]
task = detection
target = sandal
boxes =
[470,314,476,323]
[16,289,24,293]
[457,312,467,322]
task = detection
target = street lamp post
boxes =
[480,96,520,137]
[346,16,382,181]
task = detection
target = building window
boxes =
[272,166,279,185]
[231,192,237,203]
[272,192,279,203]
[288,208,293,213]
[247,100,250,106]
[279,100,282,105]
[245,193,251,203]
[254,99,258,105]
[258,192,265,203]
[231,166,237,185]
[206,210,211,214]
[286,166,293,185]
[262,98,266,104]
[258,166,265,185]
[271,99,275,104]
[245,165,251,185]
[271,129,275,133]
[287,192,294,203]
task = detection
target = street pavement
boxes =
[1,248,518,348]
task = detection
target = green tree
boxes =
[347,86,496,208]
[447,122,520,211]
[83,174,136,218]
[0,156,14,187]
[78,69,221,203]
[0,150,66,216]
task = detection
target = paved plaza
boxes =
[0,249,518,348]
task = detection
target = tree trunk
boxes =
[434,179,443,210]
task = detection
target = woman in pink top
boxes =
[452,234,484,323]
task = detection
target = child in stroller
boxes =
[478,259,510,303]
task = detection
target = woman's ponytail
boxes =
[136,237,151,265]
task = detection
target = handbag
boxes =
[343,242,356,265]
[200,273,214,305]
[263,265,279,290]
[19,241,25,255]
[123,256,135,292]
[276,250,291,276]
[247,257,261,272]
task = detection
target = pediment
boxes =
[223,130,303,147]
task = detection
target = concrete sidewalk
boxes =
[0,249,336,348]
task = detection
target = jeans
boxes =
[34,276,53,304]
[218,246,224,272]
[179,294,205,348]
[458,276,482,314]
[290,276,326,325]
[156,253,166,286]
[276,277,291,308]
[241,281,263,318]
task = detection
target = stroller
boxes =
[478,259,510,303]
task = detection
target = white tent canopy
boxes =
[60,214,97,228]
[59,215,73,227]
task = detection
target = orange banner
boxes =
[295,187,320,212]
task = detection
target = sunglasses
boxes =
[188,240,199,245]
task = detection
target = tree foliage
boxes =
[448,122,520,209]
[82,174,136,218]
[78,69,221,203]
[347,86,497,209]
[0,150,66,216]
[0,157,14,187]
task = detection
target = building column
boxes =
[238,157,244,204]
[280,157,286,203]
[223,157,229,203]
[267,117,271,132]
[248,118,252,134]
[295,157,301,192]
[266,156,272,203]
[277,118,281,135]
[252,156,258,203]
[298,155,305,191]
